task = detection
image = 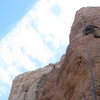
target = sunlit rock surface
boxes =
[9,7,100,100]
[35,7,100,100]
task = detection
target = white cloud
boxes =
[7,66,21,76]
[0,68,12,85]
[24,0,70,48]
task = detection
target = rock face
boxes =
[9,59,64,100]
[9,7,100,100]
[8,65,51,100]
[35,7,100,100]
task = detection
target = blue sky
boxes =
[0,0,100,100]
[0,0,38,39]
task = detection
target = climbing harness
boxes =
[82,16,97,100]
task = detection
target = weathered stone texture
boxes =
[36,7,100,100]
[9,65,52,100]
[9,7,100,100]
[9,60,63,100]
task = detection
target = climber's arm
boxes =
[94,34,100,38]
[93,31,100,38]
[92,25,100,29]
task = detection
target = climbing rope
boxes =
[83,34,97,100]
[82,16,97,100]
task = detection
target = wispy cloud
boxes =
[0,1,69,96]
[0,68,12,85]
[0,0,70,79]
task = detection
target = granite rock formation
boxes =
[9,7,100,100]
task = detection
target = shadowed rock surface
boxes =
[9,7,100,100]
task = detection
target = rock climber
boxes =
[82,24,100,38]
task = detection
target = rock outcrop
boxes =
[35,7,100,100]
[9,7,100,100]
[9,58,64,100]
